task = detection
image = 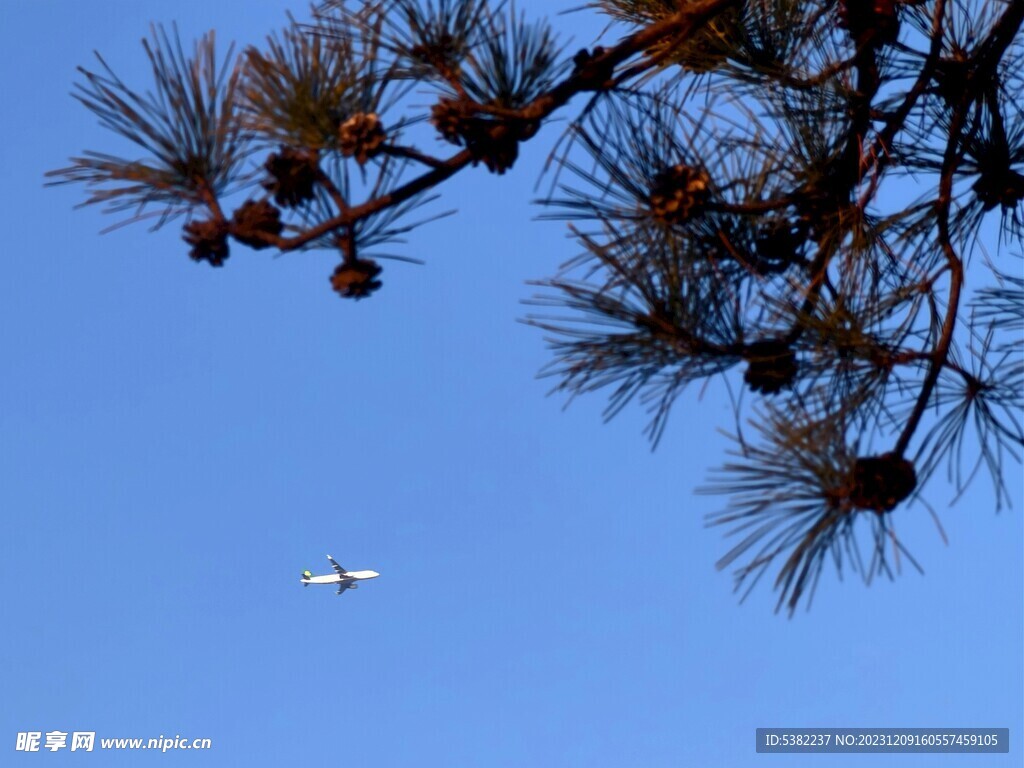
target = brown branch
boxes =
[859,0,949,202]
[195,177,226,222]
[312,149,349,213]
[268,0,741,253]
[786,38,882,345]
[512,0,742,122]
[894,101,970,458]
[275,148,475,250]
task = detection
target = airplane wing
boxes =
[336,582,353,596]
[326,555,347,575]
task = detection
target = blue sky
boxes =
[1,1,1020,766]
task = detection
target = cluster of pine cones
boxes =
[430,98,538,174]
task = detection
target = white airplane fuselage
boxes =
[302,555,379,595]
[303,569,379,585]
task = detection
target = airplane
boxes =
[301,555,380,596]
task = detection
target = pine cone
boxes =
[330,259,382,300]
[849,453,917,512]
[838,0,900,47]
[430,98,474,146]
[339,113,386,165]
[429,98,532,174]
[230,200,283,249]
[477,133,521,175]
[973,167,1024,212]
[752,219,806,275]
[262,147,318,208]
[183,218,229,266]
[797,176,853,243]
[648,164,711,225]
[743,339,797,394]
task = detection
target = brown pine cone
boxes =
[262,147,318,208]
[743,339,797,394]
[330,259,383,300]
[230,200,283,249]
[648,164,711,225]
[339,113,386,165]
[849,453,917,512]
[183,218,229,266]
